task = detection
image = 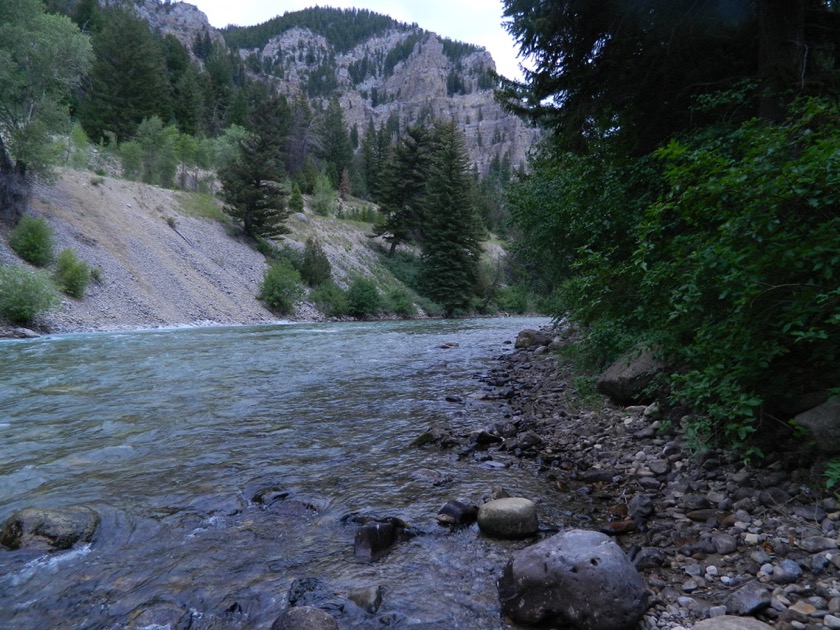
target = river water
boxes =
[0,317,567,629]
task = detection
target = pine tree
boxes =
[372,125,433,255]
[419,120,483,316]
[319,98,353,187]
[219,96,292,238]
[78,6,171,143]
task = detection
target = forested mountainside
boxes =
[75,0,540,176]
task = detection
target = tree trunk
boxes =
[0,135,30,227]
[759,0,807,120]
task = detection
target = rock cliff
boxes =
[123,1,540,175]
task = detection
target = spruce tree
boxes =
[372,125,432,255]
[319,98,353,187]
[78,6,171,143]
[419,120,483,316]
[219,96,292,238]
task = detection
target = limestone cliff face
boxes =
[126,1,541,174]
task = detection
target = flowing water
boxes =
[0,317,561,629]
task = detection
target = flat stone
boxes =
[724,580,771,615]
[271,606,338,630]
[477,498,538,539]
[692,616,774,630]
[799,536,837,553]
[788,600,817,616]
[824,614,840,629]
[713,533,738,554]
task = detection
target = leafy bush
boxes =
[346,276,381,317]
[384,288,416,317]
[300,238,332,287]
[258,260,304,314]
[380,249,422,292]
[54,248,91,298]
[0,264,60,325]
[497,285,530,314]
[311,172,336,216]
[633,98,840,447]
[9,216,55,266]
[311,280,348,317]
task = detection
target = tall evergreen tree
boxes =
[319,97,353,187]
[78,6,171,143]
[419,120,483,315]
[372,125,433,255]
[219,96,292,238]
[360,119,392,200]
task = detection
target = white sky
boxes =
[187,0,525,81]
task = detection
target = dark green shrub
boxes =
[289,183,304,214]
[385,288,416,317]
[9,216,55,266]
[300,238,332,287]
[311,280,348,317]
[0,264,60,325]
[346,277,381,318]
[54,248,91,298]
[259,260,304,314]
[497,285,530,314]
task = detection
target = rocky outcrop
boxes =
[497,529,649,630]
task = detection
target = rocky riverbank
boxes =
[429,327,840,629]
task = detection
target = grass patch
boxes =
[179,192,228,223]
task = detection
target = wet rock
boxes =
[127,600,192,630]
[515,329,553,349]
[498,529,649,630]
[477,497,538,539]
[794,397,840,454]
[596,347,663,405]
[10,327,40,339]
[633,547,666,570]
[1,506,99,551]
[346,585,383,614]
[271,606,338,630]
[691,616,774,630]
[724,580,771,615]
[436,500,478,527]
[354,521,399,561]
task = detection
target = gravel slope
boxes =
[3,171,279,333]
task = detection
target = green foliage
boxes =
[311,280,348,317]
[0,264,60,325]
[300,238,332,287]
[384,288,416,317]
[380,249,422,292]
[219,96,291,238]
[120,116,179,187]
[0,0,92,175]
[497,284,530,314]
[346,276,381,317]
[633,99,840,446]
[824,459,840,492]
[311,172,337,216]
[259,259,303,314]
[54,248,91,298]
[289,184,304,214]
[222,7,409,54]
[9,216,54,266]
[179,192,228,223]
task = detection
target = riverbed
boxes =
[0,317,560,629]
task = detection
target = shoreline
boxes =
[452,330,839,629]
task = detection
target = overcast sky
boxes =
[187,0,526,81]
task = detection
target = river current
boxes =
[0,317,559,629]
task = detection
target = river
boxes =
[0,317,561,629]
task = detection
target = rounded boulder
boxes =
[1,506,99,551]
[477,497,538,539]
[497,528,649,630]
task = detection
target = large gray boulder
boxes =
[596,348,663,405]
[1,506,99,551]
[497,529,649,630]
[794,397,840,453]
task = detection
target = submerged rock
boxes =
[436,499,478,527]
[1,506,99,551]
[497,529,649,630]
[271,606,338,630]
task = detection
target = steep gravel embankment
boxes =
[0,170,387,333]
